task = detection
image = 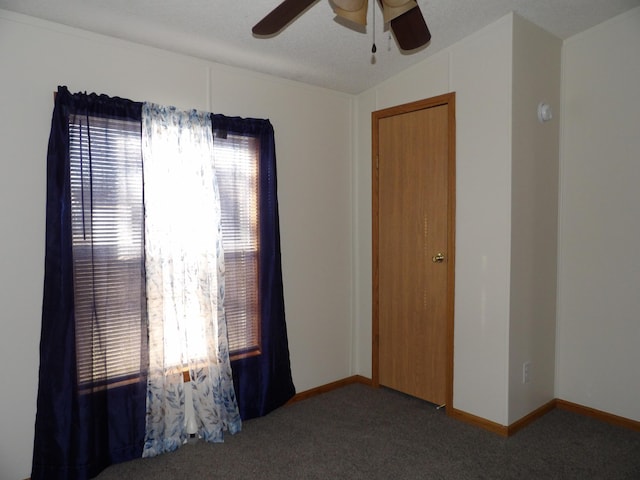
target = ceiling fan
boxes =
[253,0,431,51]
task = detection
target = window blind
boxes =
[214,133,261,356]
[69,116,261,389]
[69,115,146,388]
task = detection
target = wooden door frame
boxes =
[372,92,456,412]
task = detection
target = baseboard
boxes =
[507,400,557,436]
[556,399,640,432]
[450,398,640,437]
[448,401,555,437]
[286,375,372,405]
[448,407,509,436]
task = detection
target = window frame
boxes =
[69,113,263,390]
[213,130,263,361]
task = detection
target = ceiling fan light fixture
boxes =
[381,0,418,24]
[333,0,368,26]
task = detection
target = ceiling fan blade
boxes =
[390,5,431,51]
[252,0,320,36]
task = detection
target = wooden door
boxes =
[372,93,455,407]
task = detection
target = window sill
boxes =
[181,348,261,382]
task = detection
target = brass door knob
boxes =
[432,252,445,263]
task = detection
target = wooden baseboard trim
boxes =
[507,399,557,436]
[448,407,509,436]
[449,400,555,437]
[286,375,372,405]
[556,399,640,432]
[449,398,640,437]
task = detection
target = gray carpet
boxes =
[96,383,640,479]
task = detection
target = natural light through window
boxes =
[213,133,261,357]
[69,115,145,387]
[70,115,262,388]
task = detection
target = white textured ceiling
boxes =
[1,0,639,93]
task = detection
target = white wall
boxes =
[556,6,640,421]
[354,15,515,425]
[508,15,561,424]
[0,10,353,479]
[208,65,354,391]
[448,17,514,425]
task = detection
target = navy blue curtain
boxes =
[212,114,296,419]
[31,86,146,480]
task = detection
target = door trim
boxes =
[371,92,456,411]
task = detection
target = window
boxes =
[214,132,261,358]
[69,114,261,388]
[69,114,145,388]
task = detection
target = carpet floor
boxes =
[95,383,640,479]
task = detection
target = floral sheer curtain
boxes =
[141,104,241,456]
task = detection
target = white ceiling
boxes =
[1,0,639,93]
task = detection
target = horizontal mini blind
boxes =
[214,133,261,356]
[69,114,146,388]
[69,115,260,387]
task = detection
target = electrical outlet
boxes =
[522,361,531,384]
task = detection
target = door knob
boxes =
[432,252,445,263]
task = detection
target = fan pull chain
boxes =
[371,1,377,54]
[370,1,377,63]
